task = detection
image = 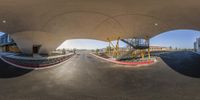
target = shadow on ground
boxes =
[0,59,33,78]
[160,51,200,78]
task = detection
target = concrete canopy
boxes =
[0,0,199,54]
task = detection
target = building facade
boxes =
[150,46,171,51]
[194,37,200,53]
[0,34,13,44]
[0,34,20,52]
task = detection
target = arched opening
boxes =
[56,39,127,55]
[56,38,153,62]
[54,29,200,78]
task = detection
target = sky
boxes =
[150,30,200,49]
[1,30,200,50]
[57,29,200,49]
[0,32,4,36]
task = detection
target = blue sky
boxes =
[57,29,200,49]
[1,30,200,49]
[150,30,200,49]
[0,32,4,36]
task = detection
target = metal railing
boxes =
[121,38,149,49]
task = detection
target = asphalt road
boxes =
[160,51,200,78]
[0,51,200,100]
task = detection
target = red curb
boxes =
[110,60,154,65]
[90,53,155,65]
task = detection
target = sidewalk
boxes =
[0,52,75,70]
[5,53,74,60]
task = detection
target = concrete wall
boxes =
[10,31,66,54]
[194,38,200,53]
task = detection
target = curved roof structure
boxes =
[0,0,199,53]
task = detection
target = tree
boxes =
[62,48,66,54]
[96,49,99,55]
[106,46,111,53]
[169,46,172,50]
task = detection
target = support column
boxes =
[108,42,111,56]
[131,50,136,58]
[140,50,144,60]
[145,36,151,60]
[116,37,120,57]
[148,47,151,60]
[107,37,120,58]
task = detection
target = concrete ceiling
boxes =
[0,0,199,41]
[0,0,200,53]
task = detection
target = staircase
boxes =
[117,38,150,60]
[121,39,149,49]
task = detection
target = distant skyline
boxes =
[0,30,200,50]
[150,30,200,49]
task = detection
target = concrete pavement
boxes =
[0,52,200,100]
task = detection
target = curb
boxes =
[90,53,156,66]
[0,54,75,70]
